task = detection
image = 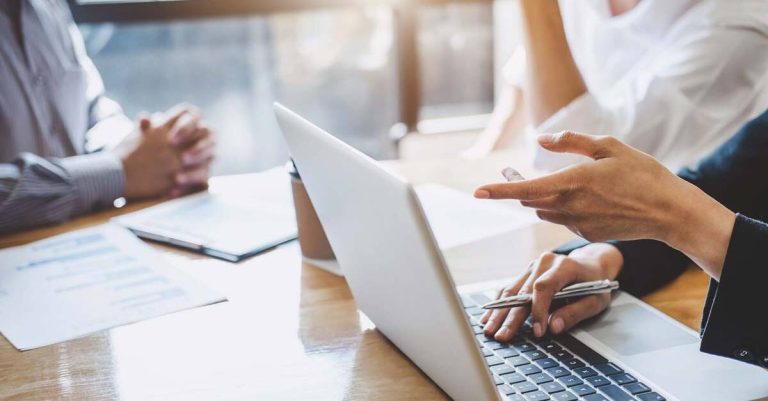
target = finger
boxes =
[483,270,531,336]
[162,107,193,130]
[535,210,572,225]
[530,258,580,336]
[181,137,215,167]
[520,195,562,211]
[495,267,540,342]
[474,174,570,201]
[537,131,619,160]
[548,294,611,335]
[137,112,152,134]
[175,165,210,187]
[169,114,202,146]
[480,287,505,325]
[170,182,208,198]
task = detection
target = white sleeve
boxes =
[530,27,768,172]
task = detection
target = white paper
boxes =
[0,225,225,350]
[113,169,297,259]
[415,184,538,250]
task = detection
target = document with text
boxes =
[0,225,225,350]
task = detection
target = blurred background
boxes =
[72,0,522,175]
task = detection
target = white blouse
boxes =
[505,0,768,172]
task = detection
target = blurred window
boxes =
[76,2,493,174]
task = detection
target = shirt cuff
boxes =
[700,214,768,368]
[59,152,125,214]
[528,93,603,171]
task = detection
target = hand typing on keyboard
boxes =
[481,243,623,342]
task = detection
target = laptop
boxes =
[274,103,768,401]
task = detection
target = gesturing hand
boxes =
[474,131,736,280]
[482,243,623,341]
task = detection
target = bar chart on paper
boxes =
[0,225,225,350]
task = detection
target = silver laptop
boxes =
[274,103,768,401]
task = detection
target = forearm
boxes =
[660,181,736,281]
[0,153,123,234]
[519,0,587,126]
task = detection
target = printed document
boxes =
[0,225,225,350]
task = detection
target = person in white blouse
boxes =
[468,0,768,172]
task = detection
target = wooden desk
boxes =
[0,152,709,400]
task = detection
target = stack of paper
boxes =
[0,225,225,350]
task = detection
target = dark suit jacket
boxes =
[557,109,768,368]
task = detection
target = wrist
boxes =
[660,183,735,279]
[569,243,624,280]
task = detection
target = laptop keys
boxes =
[494,375,504,385]
[486,356,505,366]
[487,341,508,350]
[637,392,666,401]
[512,380,538,394]
[534,358,559,369]
[570,384,596,396]
[599,384,635,401]
[583,394,610,401]
[585,375,611,387]
[540,341,562,353]
[594,362,623,376]
[551,391,578,401]
[508,356,531,367]
[541,381,565,394]
[492,364,516,376]
[497,348,520,359]
[562,358,586,369]
[558,375,583,387]
[513,342,537,352]
[528,372,553,385]
[523,390,550,401]
[524,350,546,361]
[556,334,608,364]
[518,364,542,375]
[573,367,597,378]
[552,350,574,361]
[546,366,569,378]
[610,373,636,385]
[506,395,526,401]
[502,372,527,384]
[623,382,651,395]
[497,384,516,395]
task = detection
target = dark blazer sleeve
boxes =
[556,109,768,368]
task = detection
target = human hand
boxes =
[164,104,216,197]
[474,131,736,279]
[112,108,190,199]
[481,243,623,341]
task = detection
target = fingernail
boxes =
[538,133,555,145]
[496,327,510,340]
[474,189,490,199]
[551,317,564,334]
[533,322,543,338]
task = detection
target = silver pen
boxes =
[481,279,620,310]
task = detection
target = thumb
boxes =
[537,131,618,160]
[138,113,151,135]
[548,294,610,335]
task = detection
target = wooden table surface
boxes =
[0,151,709,401]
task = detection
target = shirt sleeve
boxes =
[699,214,768,368]
[531,27,768,172]
[0,152,124,234]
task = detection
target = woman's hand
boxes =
[482,243,623,341]
[474,131,736,279]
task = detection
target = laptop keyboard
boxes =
[461,294,667,401]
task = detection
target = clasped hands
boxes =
[113,104,216,200]
[474,131,736,341]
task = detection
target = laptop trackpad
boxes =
[580,303,697,356]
